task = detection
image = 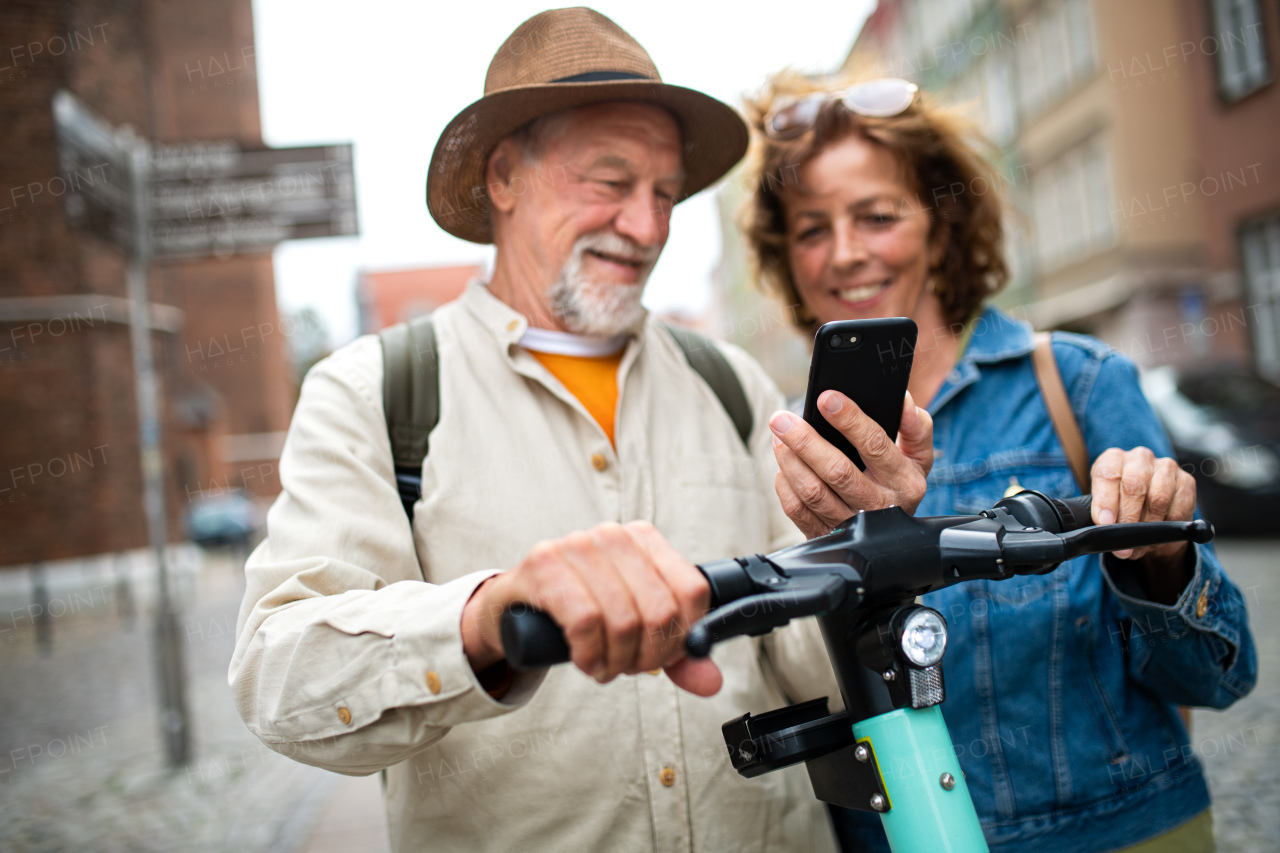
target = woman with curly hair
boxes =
[744,70,1255,852]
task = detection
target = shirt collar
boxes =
[460,279,531,348]
[519,327,628,356]
[929,305,1037,414]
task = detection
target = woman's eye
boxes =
[864,213,897,226]
[797,226,825,241]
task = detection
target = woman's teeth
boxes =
[837,281,888,302]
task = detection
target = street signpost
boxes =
[148,140,357,258]
[51,90,359,769]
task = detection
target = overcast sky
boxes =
[252,0,875,345]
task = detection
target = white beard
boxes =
[547,232,657,337]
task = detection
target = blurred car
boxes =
[186,489,264,549]
[1140,366,1280,535]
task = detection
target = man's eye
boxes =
[797,226,825,241]
[865,213,897,226]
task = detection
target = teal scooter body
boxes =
[853,706,988,852]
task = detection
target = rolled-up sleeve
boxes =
[1072,345,1258,709]
[228,338,543,776]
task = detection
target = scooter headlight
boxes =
[900,608,947,668]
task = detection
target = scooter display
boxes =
[500,491,1213,853]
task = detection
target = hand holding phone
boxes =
[801,318,918,470]
[772,316,931,537]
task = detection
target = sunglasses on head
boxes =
[763,78,919,140]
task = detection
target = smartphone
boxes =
[801,317,918,470]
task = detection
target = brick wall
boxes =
[0,0,292,567]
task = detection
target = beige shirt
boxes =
[230,282,840,853]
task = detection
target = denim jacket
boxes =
[832,307,1257,853]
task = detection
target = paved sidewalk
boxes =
[0,548,337,853]
[1194,539,1278,852]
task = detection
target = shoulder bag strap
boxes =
[1031,331,1090,495]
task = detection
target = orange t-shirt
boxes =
[530,350,625,446]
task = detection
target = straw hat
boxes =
[426,7,748,244]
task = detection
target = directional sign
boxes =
[148,142,358,259]
[51,90,135,247]
[52,91,359,259]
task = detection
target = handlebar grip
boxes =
[1054,494,1093,532]
[500,606,570,671]
[998,490,1094,533]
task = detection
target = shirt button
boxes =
[659,766,676,787]
[506,320,519,332]
[426,671,442,694]
[337,707,352,725]
[648,669,661,676]
[591,453,608,471]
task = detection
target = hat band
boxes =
[550,70,653,83]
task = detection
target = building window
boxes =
[1031,136,1115,272]
[1016,0,1098,118]
[1241,214,1280,380]
[1211,0,1272,100]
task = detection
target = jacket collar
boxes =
[929,306,1036,413]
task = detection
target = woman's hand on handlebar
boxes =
[460,521,723,697]
[770,391,934,538]
[1090,446,1198,601]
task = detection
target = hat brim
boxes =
[426,79,748,244]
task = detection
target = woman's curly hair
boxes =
[741,67,1011,330]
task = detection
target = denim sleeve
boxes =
[1066,342,1258,709]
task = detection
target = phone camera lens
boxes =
[830,335,842,348]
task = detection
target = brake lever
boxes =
[686,574,850,658]
[1001,518,1213,569]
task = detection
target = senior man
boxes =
[230,8,932,852]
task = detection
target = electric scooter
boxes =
[500,491,1213,853]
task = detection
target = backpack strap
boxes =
[663,324,753,448]
[1031,332,1090,494]
[379,315,439,521]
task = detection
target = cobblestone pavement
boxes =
[0,548,339,853]
[1195,539,1278,852]
[0,540,1275,851]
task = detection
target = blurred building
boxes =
[848,0,1280,376]
[356,264,479,334]
[0,0,293,566]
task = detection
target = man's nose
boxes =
[613,187,667,249]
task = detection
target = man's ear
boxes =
[485,139,521,215]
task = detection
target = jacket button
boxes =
[1195,581,1210,619]
[591,453,608,471]
[337,707,352,725]
[506,320,519,332]
[426,671,442,694]
[659,766,676,787]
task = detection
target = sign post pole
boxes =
[123,127,190,768]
